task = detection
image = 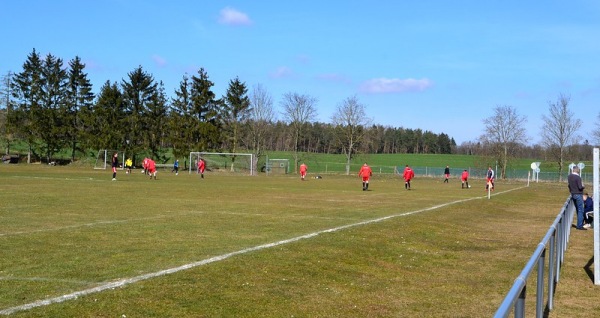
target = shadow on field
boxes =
[584,256,595,282]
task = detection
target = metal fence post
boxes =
[515,285,526,318]
[536,248,545,318]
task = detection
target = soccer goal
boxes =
[265,158,290,175]
[93,150,125,170]
[189,152,254,175]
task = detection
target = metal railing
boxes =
[494,196,574,318]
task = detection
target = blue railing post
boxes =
[536,248,545,318]
[494,196,575,317]
[515,285,526,318]
[547,230,556,311]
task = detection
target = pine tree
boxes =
[121,66,158,155]
[12,49,44,163]
[90,81,126,150]
[38,53,68,162]
[169,74,195,159]
[146,81,168,160]
[221,77,251,170]
[190,68,220,151]
[65,56,94,162]
[0,71,15,154]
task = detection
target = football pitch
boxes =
[0,165,579,317]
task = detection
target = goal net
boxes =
[93,150,125,170]
[189,152,254,175]
[266,158,290,175]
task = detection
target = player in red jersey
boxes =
[358,162,373,191]
[403,165,415,190]
[299,163,308,181]
[198,158,206,178]
[147,158,157,180]
[461,169,470,189]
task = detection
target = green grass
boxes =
[0,164,595,317]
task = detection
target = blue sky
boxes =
[2,0,599,145]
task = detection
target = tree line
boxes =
[0,49,456,171]
[465,100,600,181]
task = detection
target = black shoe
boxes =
[576,227,587,230]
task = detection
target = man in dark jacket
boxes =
[567,166,586,230]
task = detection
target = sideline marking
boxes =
[0,187,524,315]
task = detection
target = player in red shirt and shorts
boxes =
[461,169,470,189]
[147,158,157,180]
[198,158,205,178]
[403,165,415,190]
[299,163,308,181]
[358,163,373,191]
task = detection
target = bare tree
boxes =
[541,94,581,181]
[593,112,600,146]
[480,105,527,179]
[280,92,317,172]
[247,84,276,174]
[331,95,372,175]
[0,71,14,154]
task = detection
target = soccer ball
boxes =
[468,185,471,188]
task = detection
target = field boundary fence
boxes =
[305,162,593,183]
[494,196,574,317]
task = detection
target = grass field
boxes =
[1,164,597,317]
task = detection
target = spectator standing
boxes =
[568,166,586,230]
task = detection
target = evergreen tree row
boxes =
[1,49,456,166]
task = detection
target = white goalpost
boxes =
[93,150,125,170]
[188,152,254,176]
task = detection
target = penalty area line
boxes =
[0,187,524,315]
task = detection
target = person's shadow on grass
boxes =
[584,256,594,282]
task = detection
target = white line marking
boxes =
[0,187,524,315]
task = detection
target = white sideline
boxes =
[0,187,524,315]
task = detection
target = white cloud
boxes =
[269,66,294,79]
[359,78,433,93]
[218,7,252,26]
[151,54,167,67]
